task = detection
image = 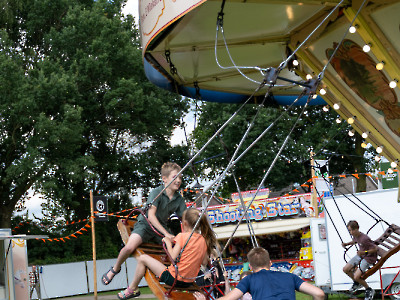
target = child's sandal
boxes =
[117,287,141,299]
[101,266,120,285]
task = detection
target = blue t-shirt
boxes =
[236,269,304,300]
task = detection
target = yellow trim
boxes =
[294,48,400,160]
[344,7,400,81]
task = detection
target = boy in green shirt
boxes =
[102,162,187,286]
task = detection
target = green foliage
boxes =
[1,0,188,238]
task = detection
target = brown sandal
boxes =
[101,266,120,285]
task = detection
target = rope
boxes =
[222,92,313,253]
[282,0,345,70]
[141,82,264,214]
[176,72,285,260]
[319,0,369,79]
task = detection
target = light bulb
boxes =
[389,80,398,89]
[361,142,367,148]
[376,62,384,70]
[376,146,383,153]
[333,103,340,110]
[323,105,329,112]
[349,26,357,33]
[391,161,398,168]
[312,94,318,99]
[363,44,371,53]
[388,168,394,174]
[348,129,355,136]
[347,117,355,124]
[320,88,327,95]
[336,118,342,124]
[306,74,313,80]
[293,59,299,66]
[362,132,369,139]
[375,155,381,162]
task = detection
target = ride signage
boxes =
[231,188,269,203]
[206,193,313,226]
[93,196,108,222]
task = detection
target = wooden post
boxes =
[310,151,318,217]
[90,190,98,300]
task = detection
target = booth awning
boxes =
[213,218,311,240]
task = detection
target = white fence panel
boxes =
[30,257,149,299]
[38,262,88,299]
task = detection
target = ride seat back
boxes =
[361,224,400,280]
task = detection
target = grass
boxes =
[57,286,392,299]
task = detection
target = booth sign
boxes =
[207,193,312,225]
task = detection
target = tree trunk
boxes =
[0,205,13,228]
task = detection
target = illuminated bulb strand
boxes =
[376,61,384,70]
[391,160,398,168]
[389,80,398,89]
[363,43,371,52]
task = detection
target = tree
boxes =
[0,0,189,228]
[192,102,369,197]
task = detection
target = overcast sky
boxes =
[124,0,139,21]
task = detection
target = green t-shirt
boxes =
[145,185,187,228]
[135,185,186,231]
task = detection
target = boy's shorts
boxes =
[348,255,373,272]
[131,220,163,244]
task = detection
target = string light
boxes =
[333,103,340,110]
[312,94,318,99]
[388,168,394,174]
[348,129,355,136]
[363,43,371,53]
[362,131,369,139]
[376,61,385,70]
[336,118,342,124]
[349,25,357,33]
[376,146,383,153]
[323,105,329,112]
[347,117,355,124]
[391,160,398,168]
[375,155,381,162]
[389,79,398,89]
[320,88,327,95]
[306,74,313,80]
[292,59,299,66]
[361,142,367,148]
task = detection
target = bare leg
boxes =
[105,233,142,282]
[354,269,369,289]
[129,254,166,290]
[343,263,356,280]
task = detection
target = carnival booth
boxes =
[0,231,46,300]
[204,189,317,281]
[0,229,15,300]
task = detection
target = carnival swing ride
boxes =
[118,0,400,299]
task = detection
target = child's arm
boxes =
[163,236,182,261]
[223,271,231,295]
[342,241,355,247]
[148,205,175,239]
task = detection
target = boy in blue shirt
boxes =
[216,247,325,300]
